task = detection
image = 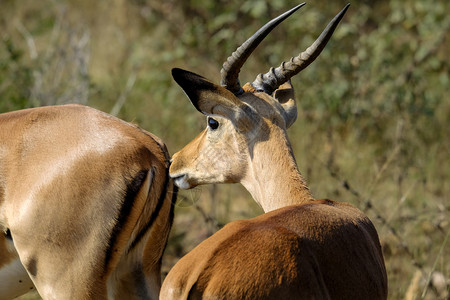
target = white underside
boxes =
[0,258,35,300]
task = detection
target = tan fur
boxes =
[0,104,176,300]
[162,70,388,299]
[0,235,15,267]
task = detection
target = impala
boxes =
[162,3,388,299]
[0,104,177,299]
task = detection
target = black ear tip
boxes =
[171,68,215,114]
[171,68,192,88]
[171,68,214,92]
[171,67,183,74]
[171,68,204,83]
[171,68,185,79]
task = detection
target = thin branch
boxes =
[193,202,221,232]
[14,20,37,60]
[421,232,449,299]
[110,71,137,116]
[316,153,425,271]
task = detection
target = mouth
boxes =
[170,173,191,190]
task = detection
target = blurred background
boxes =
[1,0,448,299]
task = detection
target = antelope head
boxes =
[170,3,349,206]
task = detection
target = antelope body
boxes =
[162,3,388,299]
[0,104,176,299]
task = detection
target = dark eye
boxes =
[207,117,219,130]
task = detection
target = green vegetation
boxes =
[1,0,448,299]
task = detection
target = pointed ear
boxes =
[172,68,258,131]
[273,80,297,128]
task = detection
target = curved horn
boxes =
[220,3,306,95]
[251,3,350,95]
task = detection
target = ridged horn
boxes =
[251,3,350,95]
[220,3,306,95]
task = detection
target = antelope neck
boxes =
[240,127,314,212]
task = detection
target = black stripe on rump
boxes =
[163,184,179,250]
[104,169,149,269]
[128,167,176,252]
[5,228,12,240]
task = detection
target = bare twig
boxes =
[421,232,449,299]
[110,71,137,116]
[14,20,37,60]
[316,153,425,271]
[193,202,221,232]
[364,144,400,207]
[384,181,416,226]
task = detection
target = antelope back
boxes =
[0,104,177,299]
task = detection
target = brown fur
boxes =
[163,201,387,300]
[0,104,176,299]
[162,69,388,299]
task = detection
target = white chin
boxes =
[173,176,191,190]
